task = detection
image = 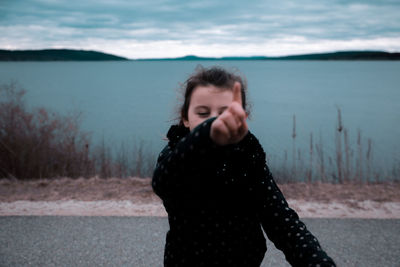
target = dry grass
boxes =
[1,82,398,183]
[0,82,94,179]
[0,82,155,179]
[1,177,399,204]
[0,177,158,202]
[270,107,400,183]
[278,182,400,203]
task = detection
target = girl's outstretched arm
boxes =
[246,135,336,267]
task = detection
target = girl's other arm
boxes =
[250,140,336,266]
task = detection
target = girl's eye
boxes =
[198,112,209,117]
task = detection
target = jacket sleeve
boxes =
[246,135,336,267]
[152,117,219,199]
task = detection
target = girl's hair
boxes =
[179,65,249,125]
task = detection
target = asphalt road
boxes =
[0,217,399,266]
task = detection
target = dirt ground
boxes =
[1,177,399,217]
[1,177,399,203]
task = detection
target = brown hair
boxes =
[179,65,249,125]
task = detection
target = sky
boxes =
[0,0,399,59]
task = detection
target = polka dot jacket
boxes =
[152,118,336,267]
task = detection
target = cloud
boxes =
[0,0,399,58]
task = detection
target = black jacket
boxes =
[152,118,336,267]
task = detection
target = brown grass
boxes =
[1,82,398,183]
[0,82,155,179]
[1,177,399,204]
[270,108,399,183]
[278,181,400,203]
[0,82,94,179]
[0,177,157,202]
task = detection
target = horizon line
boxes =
[1,48,399,61]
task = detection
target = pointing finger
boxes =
[229,102,246,122]
[232,81,242,105]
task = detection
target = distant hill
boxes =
[139,55,271,61]
[1,49,399,61]
[277,51,400,60]
[139,51,400,61]
[0,49,128,61]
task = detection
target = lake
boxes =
[1,61,399,178]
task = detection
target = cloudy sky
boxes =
[1,0,399,59]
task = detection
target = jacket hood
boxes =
[167,124,190,147]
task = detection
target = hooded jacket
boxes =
[152,117,335,267]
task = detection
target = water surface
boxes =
[1,61,399,172]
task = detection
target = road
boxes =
[0,217,399,266]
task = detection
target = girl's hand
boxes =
[210,82,248,145]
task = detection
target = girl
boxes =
[152,66,336,267]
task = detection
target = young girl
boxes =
[152,66,336,267]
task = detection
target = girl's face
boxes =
[183,85,234,131]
